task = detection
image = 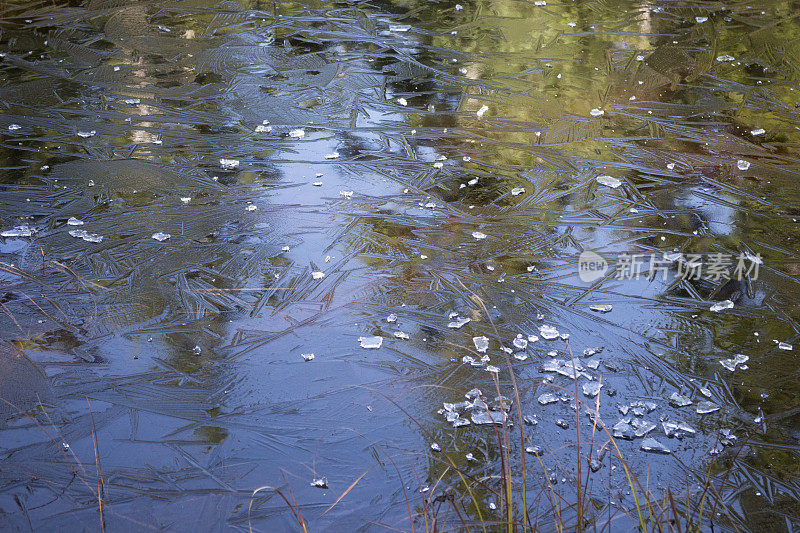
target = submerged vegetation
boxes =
[1,0,800,530]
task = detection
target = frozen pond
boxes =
[1,0,800,530]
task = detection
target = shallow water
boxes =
[1,0,800,530]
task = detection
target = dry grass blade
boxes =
[319,468,373,518]
[86,398,105,533]
[248,484,308,533]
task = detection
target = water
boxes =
[1,0,800,530]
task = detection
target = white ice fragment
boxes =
[471,231,486,240]
[339,190,353,199]
[448,316,471,329]
[324,151,340,159]
[473,336,489,353]
[66,217,84,226]
[69,229,102,243]
[301,353,315,361]
[180,197,191,204]
[696,401,720,415]
[751,128,766,136]
[151,232,171,241]
[613,419,636,439]
[589,304,612,313]
[511,187,525,196]
[538,324,559,340]
[669,392,693,407]
[720,353,749,371]
[123,98,140,105]
[397,97,407,106]
[716,54,735,62]
[596,175,622,188]
[737,159,751,171]
[663,421,696,438]
[589,108,604,117]
[255,124,272,133]
[2,226,34,237]
[8,124,21,131]
[455,3,463,10]
[632,419,657,437]
[359,336,383,349]
[486,365,500,373]
[476,105,489,118]
[745,253,763,265]
[387,313,398,323]
[77,130,96,138]
[513,335,528,350]
[538,393,559,405]
[534,0,546,5]
[471,410,507,425]
[311,271,325,280]
[465,388,482,400]
[288,128,305,139]
[430,442,441,452]
[310,477,328,488]
[389,24,410,32]
[640,437,670,454]
[525,446,542,456]
[583,381,603,398]
[246,204,257,212]
[695,16,708,23]
[667,163,676,170]
[219,158,239,170]
[393,331,410,340]
[312,181,323,186]
[567,22,576,27]
[709,300,734,312]
[542,359,588,379]
[778,342,793,351]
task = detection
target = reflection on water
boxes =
[1,0,800,529]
